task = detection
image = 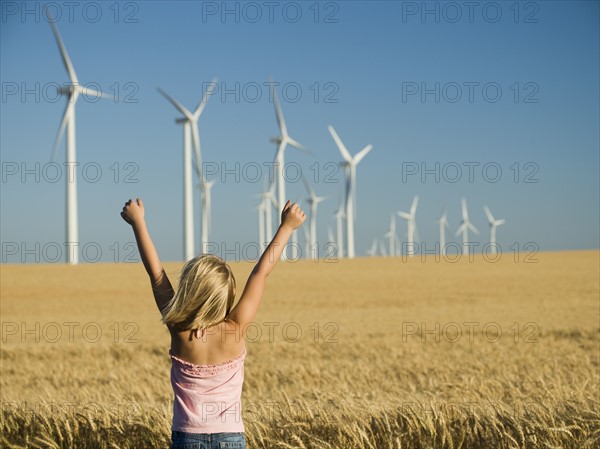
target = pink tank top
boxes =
[169,347,246,433]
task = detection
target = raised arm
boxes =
[120,198,174,313]
[228,200,306,327]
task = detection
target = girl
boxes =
[120,197,306,449]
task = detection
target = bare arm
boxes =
[228,200,306,327]
[121,198,174,313]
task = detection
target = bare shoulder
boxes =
[167,321,246,365]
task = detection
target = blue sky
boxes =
[1,1,599,262]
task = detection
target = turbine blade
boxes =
[194,77,217,117]
[354,144,373,165]
[397,211,411,220]
[455,223,466,236]
[468,222,479,235]
[157,88,193,120]
[80,87,113,101]
[270,80,287,136]
[483,205,495,223]
[48,18,78,84]
[461,198,468,220]
[496,219,506,226]
[328,125,353,163]
[50,99,75,162]
[287,137,312,155]
[191,125,203,181]
[410,195,419,216]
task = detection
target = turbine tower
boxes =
[157,79,216,260]
[256,201,266,252]
[384,213,397,257]
[328,125,373,259]
[199,179,216,254]
[397,196,419,257]
[438,209,449,256]
[48,19,113,264]
[302,176,326,260]
[484,205,505,255]
[334,205,345,258]
[455,198,479,255]
[366,239,377,257]
[268,79,308,259]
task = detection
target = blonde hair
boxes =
[161,255,236,332]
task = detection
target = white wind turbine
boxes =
[268,80,308,259]
[378,240,388,257]
[484,206,506,255]
[199,179,216,254]
[397,196,419,257]
[384,213,397,257]
[302,176,326,260]
[48,18,113,264]
[328,125,373,259]
[259,180,278,245]
[334,205,345,258]
[438,209,449,256]
[366,239,377,257]
[256,201,266,252]
[455,198,479,255]
[157,79,216,260]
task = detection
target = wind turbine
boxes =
[397,196,419,257]
[438,209,449,256]
[48,18,113,264]
[334,205,345,258]
[455,198,479,255]
[378,240,388,257]
[157,78,216,260]
[199,179,216,254]
[328,125,373,259]
[302,225,311,259]
[484,206,506,255]
[256,201,266,252]
[366,239,377,257]
[268,79,308,259]
[384,213,397,257]
[302,176,326,259]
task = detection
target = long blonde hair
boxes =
[161,255,236,332]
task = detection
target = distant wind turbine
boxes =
[334,205,345,258]
[366,239,377,257]
[158,79,216,260]
[302,176,326,260]
[455,198,479,255]
[268,79,309,259]
[398,196,419,257]
[484,205,506,255]
[439,209,449,256]
[48,17,113,264]
[384,213,397,257]
[328,125,373,259]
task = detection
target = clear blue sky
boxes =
[1,1,598,262]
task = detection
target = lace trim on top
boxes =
[169,348,246,377]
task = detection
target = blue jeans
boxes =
[170,431,246,449]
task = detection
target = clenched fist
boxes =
[281,200,306,231]
[120,198,145,226]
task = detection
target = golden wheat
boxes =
[1,251,599,448]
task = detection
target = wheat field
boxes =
[1,251,599,448]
